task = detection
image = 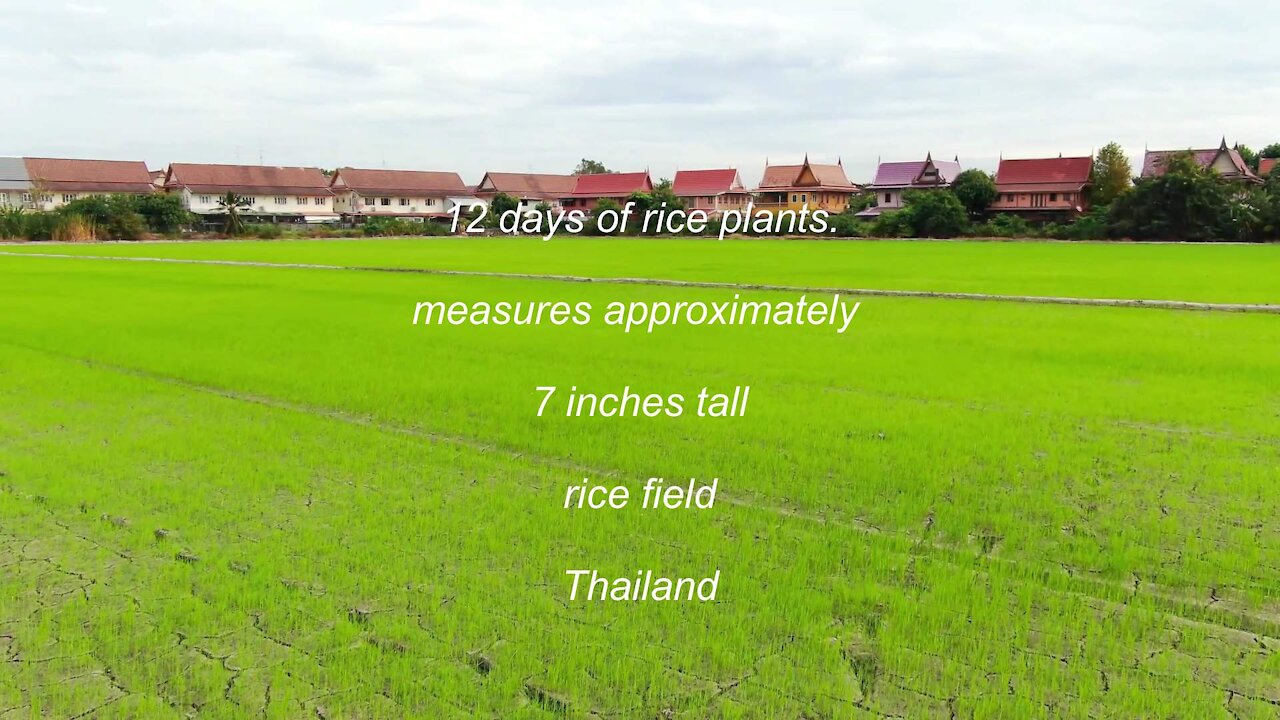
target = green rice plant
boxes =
[0,243,1275,717]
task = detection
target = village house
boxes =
[990,155,1092,219]
[857,153,962,218]
[164,163,337,223]
[754,157,858,215]
[1141,139,1261,183]
[1261,158,1278,178]
[560,172,653,212]
[474,172,577,214]
[671,169,752,215]
[5,157,155,211]
[331,167,483,222]
[0,157,30,209]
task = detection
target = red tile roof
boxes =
[333,167,467,196]
[672,169,746,196]
[1261,157,1278,177]
[995,156,1092,189]
[24,157,155,194]
[758,161,856,191]
[567,172,652,197]
[476,172,577,200]
[166,163,333,196]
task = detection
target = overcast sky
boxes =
[2,1,1278,186]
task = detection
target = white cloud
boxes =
[1,0,1278,185]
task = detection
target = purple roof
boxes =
[869,158,962,188]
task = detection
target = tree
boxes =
[1236,144,1259,172]
[1089,141,1133,207]
[1259,143,1280,158]
[900,190,969,238]
[949,169,998,218]
[216,192,252,235]
[131,193,192,233]
[589,198,622,235]
[486,192,520,230]
[1106,151,1230,241]
[532,201,553,226]
[573,159,611,175]
[58,194,149,240]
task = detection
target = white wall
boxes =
[183,190,336,218]
[345,192,447,215]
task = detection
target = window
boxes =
[296,197,307,205]
[380,197,391,206]
[62,194,77,203]
[315,196,326,205]
[1048,192,1058,202]
[424,198,435,206]
[399,198,410,206]
[884,193,891,204]
[0,193,8,206]
[275,196,288,205]
[21,193,33,203]
[243,197,256,205]
[198,195,212,204]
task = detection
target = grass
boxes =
[0,241,1277,717]
[2,235,1279,303]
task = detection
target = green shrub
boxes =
[244,223,285,239]
[22,212,59,241]
[867,210,912,238]
[972,213,1036,238]
[828,210,865,237]
[362,217,450,237]
[0,206,26,239]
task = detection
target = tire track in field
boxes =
[4,251,1279,314]
[5,339,1277,643]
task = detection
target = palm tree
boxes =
[216,192,252,235]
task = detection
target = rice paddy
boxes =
[0,238,1277,718]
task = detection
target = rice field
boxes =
[0,239,1277,718]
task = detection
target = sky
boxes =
[2,1,1278,186]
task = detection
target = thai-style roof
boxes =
[995,156,1092,192]
[868,154,962,188]
[758,157,857,191]
[1141,139,1260,182]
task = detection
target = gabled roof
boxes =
[1260,157,1278,177]
[0,157,30,192]
[869,155,962,188]
[25,157,155,194]
[995,156,1092,191]
[566,172,652,197]
[476,172,577,200]
[672,169,747,196]
[332,167,467,197]
[166,163,333,196]
[1141,140,1259,181]
[758,158,857,191]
